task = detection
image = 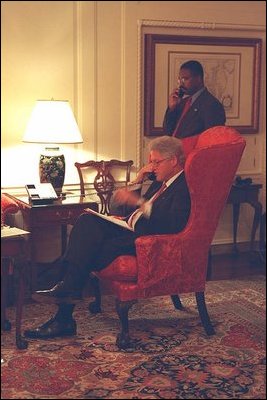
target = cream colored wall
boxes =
[1,0,266,247]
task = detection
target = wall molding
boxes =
[120,1,127,160]
[138,18,266,32]
[73,1,83,132]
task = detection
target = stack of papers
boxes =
[1,226,30,239]
[84,208,133,231]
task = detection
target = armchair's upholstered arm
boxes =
[1,193,19,224]
[134,230,208,295]
[135,233,183,289]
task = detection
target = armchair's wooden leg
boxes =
[195,292,215,336]
[115,299,136,349]
[171,295,184,310]
[88,275,102,314]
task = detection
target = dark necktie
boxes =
[172,97,192,137]
[127,183,167,228]
[150,182,167,202]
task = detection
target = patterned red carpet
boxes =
[1,276,266,399]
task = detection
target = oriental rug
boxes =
[1,276,266,399]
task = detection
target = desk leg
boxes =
[1,258,12,331]
[61,225,68,255]
[16,262,28,349]
[248,200,262,252]
[232,203,240,252]
[28,227,39,292]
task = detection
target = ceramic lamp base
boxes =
[39,147,65,194]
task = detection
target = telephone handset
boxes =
[25,183,58,205]
[147,172,157,181]
[177,87,185,98]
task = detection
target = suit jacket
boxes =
[163,88,226,138]
[135,173,191,236]
[93,172,191,270]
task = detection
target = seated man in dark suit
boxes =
[24,136,191,339]
[163,60,226,138]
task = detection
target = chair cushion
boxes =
[96,255,137,282]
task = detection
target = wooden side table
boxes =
[4,194,98,291]
[227,183,263,252]
[1,227,30,349]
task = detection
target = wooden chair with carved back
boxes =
[74,159,134,215]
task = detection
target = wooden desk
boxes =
[1,228,30,349]
[5,194,98,291]
[227,183,262,252]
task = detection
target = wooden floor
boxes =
[209,242,266,281]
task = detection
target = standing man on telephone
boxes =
[163,60,226,138]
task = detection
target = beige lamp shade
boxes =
[23,100,83,144]
[23,100,83,195]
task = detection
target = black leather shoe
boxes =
[35,281,82,301]
[24,317,77,339]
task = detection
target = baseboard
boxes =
[211,241,257,255]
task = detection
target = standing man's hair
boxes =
[180,60,204,79]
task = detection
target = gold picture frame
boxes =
[144,34,262,136]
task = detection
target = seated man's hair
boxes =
[148,136,185,166]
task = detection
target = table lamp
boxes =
[23,99,83,194]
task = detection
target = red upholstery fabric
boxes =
[96,126,246,303]
[180,134,200,158]
[1,193,19,224]
[97,255,137,282]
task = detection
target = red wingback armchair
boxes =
[89,126,246,349]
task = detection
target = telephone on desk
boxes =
[25,183,58,205]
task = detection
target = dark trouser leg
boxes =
[61,213,134,292]
[55,304,75,321]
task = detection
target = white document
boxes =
[1,226,30,239]
[84,208,133,231]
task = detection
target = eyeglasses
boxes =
[150,158,170,167]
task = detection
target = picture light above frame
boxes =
[144,34,262,136]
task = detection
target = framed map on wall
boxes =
[144,34,262,136]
